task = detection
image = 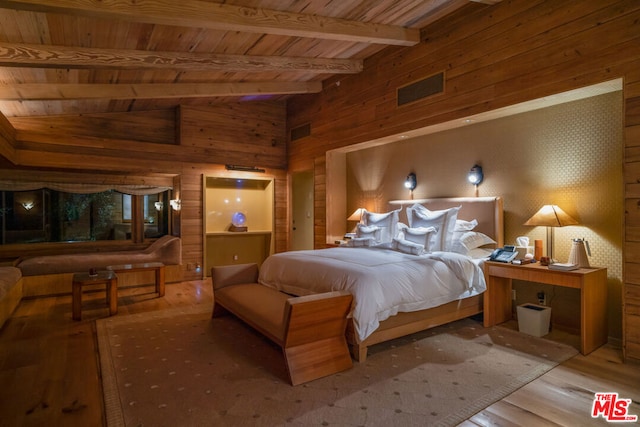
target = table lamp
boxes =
[524,204,578,261]
[347,208,365,233]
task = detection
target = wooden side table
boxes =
[72,271,118,321]
[106,262,165,297]
[483,261,608,355]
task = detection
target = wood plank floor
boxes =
[0,280,638,426]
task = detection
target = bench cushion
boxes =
[215,283,289,342]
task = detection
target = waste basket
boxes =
[516,303,551,337]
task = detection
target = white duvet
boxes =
[258,247,486,343]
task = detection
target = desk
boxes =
[72,271,118,321]
[483,261,607,355]
[106,262,165,296]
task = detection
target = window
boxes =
[0,189,170,244]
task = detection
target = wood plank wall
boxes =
[0,101,288,282]
[179,104,287,169]
[288,0,638,157]
[624,67,640,360]
[313,156,326,249]
[0,112,16,164]
[7,102,286,173]
[285,0,640,359]
[11,110,177,146]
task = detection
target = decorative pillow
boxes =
[347,237,374,247]
[392,237,425,255]
[395,222,408,242]
[405,209,446,250]
[401,226,437,253]
[407,204,461,252]
[451,231,497,255]
[361,208,401,247]
[355,223,381,241]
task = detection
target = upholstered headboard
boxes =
[389,196,504,247]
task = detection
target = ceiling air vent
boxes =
[290,123,311,141]
[397,72,444,106]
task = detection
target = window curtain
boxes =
[0,181,171,195]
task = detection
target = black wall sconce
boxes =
[404,172,417,191]
[467,165,484,185]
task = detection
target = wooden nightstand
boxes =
[483,261,608,355]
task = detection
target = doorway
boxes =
[291,171,314,250]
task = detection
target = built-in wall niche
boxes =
[203,176,274,275]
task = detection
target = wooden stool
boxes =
[106,262,165,296]
[72,271,118,321]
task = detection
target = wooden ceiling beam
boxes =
[0,0,420,46]
[0,42,363,73]
[0,81,323,100]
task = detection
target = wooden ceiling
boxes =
[0,0,500,119]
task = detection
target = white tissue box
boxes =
[516,246,533,258]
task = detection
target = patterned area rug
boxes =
[97,305,578,427]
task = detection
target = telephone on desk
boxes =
[489,245,518,263]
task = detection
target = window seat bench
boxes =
[15,235,181,297]
[211,263,353,386]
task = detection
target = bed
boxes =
[259,197,504,362]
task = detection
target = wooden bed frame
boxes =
[345,196,504,362]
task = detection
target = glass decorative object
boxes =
[230,212,247,232]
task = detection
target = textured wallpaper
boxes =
[346,91,623,337]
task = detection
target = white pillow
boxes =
[347,237,374,247]
[356,224,381,241]
[451,231,497,255]
[455,218,478,231]
[392,237,425,255]
[407,204,461,251]
[452,218,478,244]
[467,247,494,259]
[401,226,437,253]
[406,209,446,251]
[361,208,401,247]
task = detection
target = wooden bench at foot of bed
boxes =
[210,263,353,386]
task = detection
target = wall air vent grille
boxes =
[290,123,311,141]
[397,72,444,106]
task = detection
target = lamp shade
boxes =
[524,205,578,227]
[347,208,365,222]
